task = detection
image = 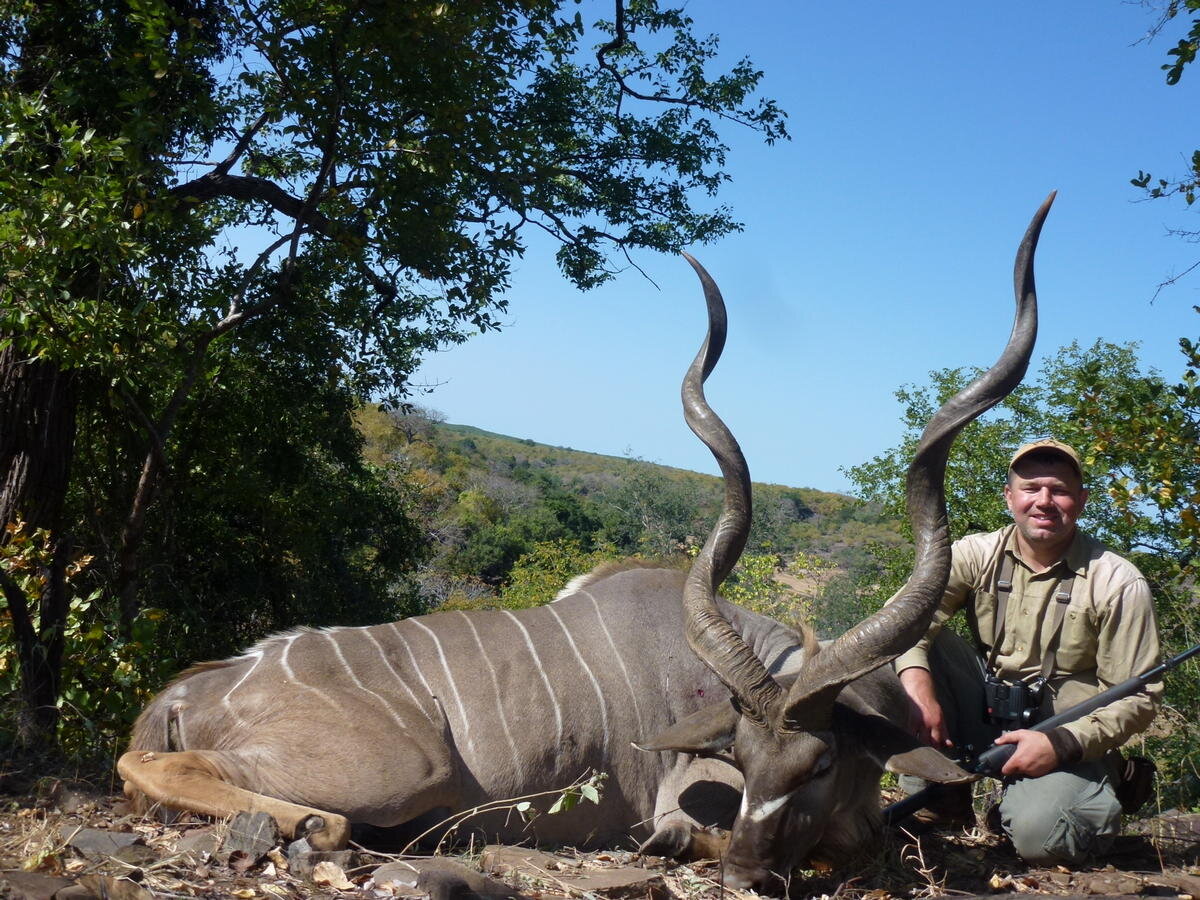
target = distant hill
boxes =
[442,422,826,490]
[356,405,904,619]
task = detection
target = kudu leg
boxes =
[118,749,350,849]
[641,754,741,859]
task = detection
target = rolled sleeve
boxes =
[892,535,981,673]
[1058,576,1162,760]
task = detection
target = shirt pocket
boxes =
[971,589,998,652]
[1054,601,1098,674]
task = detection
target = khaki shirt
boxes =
[894,524,1161,761]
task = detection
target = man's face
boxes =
[1004,457,1088,552]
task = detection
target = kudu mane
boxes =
[554,557,686,600]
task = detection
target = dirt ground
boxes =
[3,775,1200,900]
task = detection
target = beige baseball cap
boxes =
[1008,439,1084,481]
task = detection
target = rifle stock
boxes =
[881,642,1200,827]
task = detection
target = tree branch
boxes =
[596,1,702,109]
[214,110,272,176]
[0,562,34,667]
[593,0,770,134]
[169,172,335,234]
[1152,256,1200,302]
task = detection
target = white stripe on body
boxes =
[388,623,438,700]
[584,592,644,736]
[502,610,564,749]
[220,649,264,725]
[277,634,343,713]
[458,612,521,770]
[410,619,473,755]
[321,631,409,732]
[547,604,609,754]
[362,628,439,723]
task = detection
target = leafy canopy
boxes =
[1,0,788,405]
[0,0,787,754]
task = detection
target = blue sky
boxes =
[413,2,1199,494]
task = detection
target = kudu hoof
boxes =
[640,822,730,862]
[298,813,351,850]
[639,822,694,860]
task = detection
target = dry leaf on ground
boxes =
[312,859,355,890]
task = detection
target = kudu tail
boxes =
[127,697,172,754]
[123,699,173,813]
[123,660,234,810]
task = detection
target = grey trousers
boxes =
[906,630,1123,865]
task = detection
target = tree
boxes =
[1132,1,1200,293]
[0,0,785,745]
[596,462,706,556]
[847,340,1195,585]
[497,538,624,610]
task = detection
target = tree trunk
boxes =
[0,342,78,745]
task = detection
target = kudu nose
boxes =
[722,862,783,895]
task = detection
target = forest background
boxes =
[2,0,1200,817]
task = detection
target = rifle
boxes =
[882,642,1200,827]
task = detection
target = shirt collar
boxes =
[1062,528,1090,577]
[1003,523,1089,577]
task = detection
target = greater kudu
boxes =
[119,194,1052,892]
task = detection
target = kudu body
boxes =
[120,194,1053,892]
[123,570,809,850]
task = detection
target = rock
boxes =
[285,835,314,858]
[481,846,564,876]
[113,843,160,869]
[73,875,156,899]
[287,847,355,880]
[47,887,96,899]
[373,858,523,900]
[1051,869,1145,896]
[219,811,280,864]
[1142,811,1200,849]
[59,827,142,860]
[174,828,221,861]
[550,866,666,899]
[1149,872,1200,897]
[481,846,664,899]
[39,780,102,815]
[0,870,74,900]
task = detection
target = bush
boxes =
[498,540,626,610]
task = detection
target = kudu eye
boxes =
[807,750,835,781]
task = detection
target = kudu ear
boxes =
[634,699,739,756]
[831,704,976,785]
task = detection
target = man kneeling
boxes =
[893,440,1160,864]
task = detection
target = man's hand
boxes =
[898,666,952,749]
[994,729,1058,778]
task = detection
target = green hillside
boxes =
[357,405,904,627]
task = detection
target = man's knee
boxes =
[1004,803,1106,864]
[999,768,1122,865]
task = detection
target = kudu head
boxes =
[640,194,1055,891]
